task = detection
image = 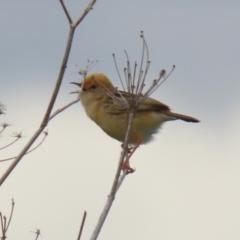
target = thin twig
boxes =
[0,123,10,135]
[0,132,48,163]
[0,98,79,163]
[0,199,15,240]
[76,211,87,240]
[0,0,97,186]
[30,228,41,240]
[0,138,20,150]
[23,131,48,154]
[0,213,4,239]
[0,128,4,135]
[41,27,75,129]
[72,0,96,28]
[0,103,6,116]
[112,54,125,91]
[5,199,14,233]
[34,229,41,240]
[49,99,79,121]
[59,0,73,24]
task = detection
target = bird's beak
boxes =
[69,91,80,94]
[70,82,82,88]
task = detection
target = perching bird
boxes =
[72,72,199,171]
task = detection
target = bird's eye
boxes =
[91,85,96,89]
[82,87,87,92]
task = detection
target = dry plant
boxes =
[0,131,48,163]
[1,2,176,240]
[0,1,96,238]
[89,31,175,240]
[0,199,14,240]
[0,100,80,163]
[0,0,97,186]
[0,103,6,117]
[0,108,49,163]
[0,103,78,164]
[30,228,41,240]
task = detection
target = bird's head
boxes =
[71,72,115,105]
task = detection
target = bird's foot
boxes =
[122,158,135,174]
[121,144,133,153]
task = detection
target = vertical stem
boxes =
[90,112,135,240]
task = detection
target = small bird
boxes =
[72,72,199,171]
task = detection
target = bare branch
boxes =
[0,213,4,239]
[72,0,97,28]
[0,199,15,240]
[0,103,6,116]
[0,0,97,186]
[0,98,79,163]
[0,128,42,167]
[30,228,41,240]
[34,229,41,240]
[49,99,79,122]
[24,131,48,154]
[0,123,10,135]
[41,27,75,129]
[0,138,20,151]
[0,131,48,163]
[5,199,14,233]
[59,0,73,24]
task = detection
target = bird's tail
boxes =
[168,112,200,123]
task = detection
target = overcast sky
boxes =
[1,1,240,240]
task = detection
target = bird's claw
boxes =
[122,159,136,174]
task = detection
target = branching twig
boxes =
[49,99,79,122]
[0,0,97,186]
[72,1,96,28]
[0,199,15,240]
[5,199,14,234]
[34,229,41,240]
[0,98,79,163]
[0,103,6,116]
[0,138,20,151]
[0,123,10,135]
[30,228,41,240]
[59,0,73,24]
[0,131,48,163]
[0,131,24,151]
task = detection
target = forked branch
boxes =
[0,0,97,186]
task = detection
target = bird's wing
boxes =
[106,90,170,114]
[137,97,170,112]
